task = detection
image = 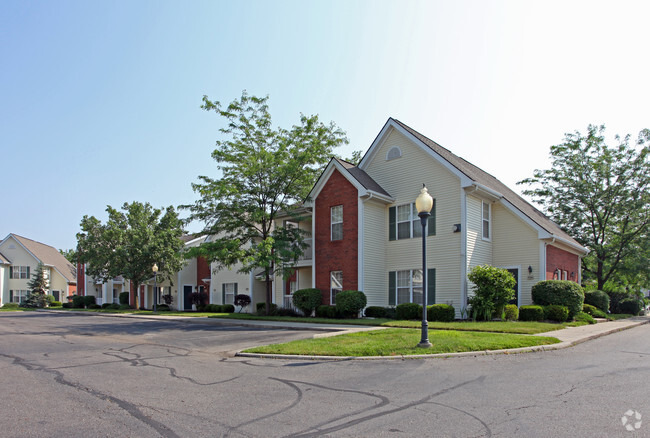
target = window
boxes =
[330,271,342,304]
[331,205,343,241]
[389,269,435,306]
[223,283,237,305]
[389,201,435,240]
[482,201,491,240]
[396,270,423,305]
[10,290,29,304]
[10,266,29,279]
[386,146,402,160]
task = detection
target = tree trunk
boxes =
[265,270,271,316]
[133,281,140,310]
[597,259,605,291]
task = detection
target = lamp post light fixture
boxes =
[152,263,158,314]
[415,184,433,348]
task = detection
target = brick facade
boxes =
[196,256,211,305]
[76,263,85,296]
[315,169,358,304]
[546,245,580,282]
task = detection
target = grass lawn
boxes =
[606,313,635,320]
[210,313,580,334]
[242,328,561,357]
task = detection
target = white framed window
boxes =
[331,205,343,241]
[11,266,29,279]
[395,270,423,305]
[11,290,29,304]
[392,202,431,240]
[482,201,491,240]
[386,146,402,160]
[330,271,342,304]
[223,283,236,305]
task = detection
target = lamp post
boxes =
[152,263,158,314]
[415,184,433,348]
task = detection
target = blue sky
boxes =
[2,0,649,251]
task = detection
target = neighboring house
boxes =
[0,233,77,305]
[272,118,588,313]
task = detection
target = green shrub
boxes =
[72,295,86,308]
[157,304,170,311]
[256,302,278,316]
[2,303,20,309]
[119,292,130,305]
[584,290,610,313]
[205,304,220,312]
[364,306,389,318]
[582,303,607,318]
[50,301,62,307]
[83,296,96,307]
[222,304,235,313]
[234,294,252,312]
[101,303,112,309]
[89,304,102,309]
[532,280,584,318]
[108,303,121,310]
[427,304,455,322]
[292,288,323,316]
[61,302,73,309]
[335,290,367,318]
[275,307,300,317]
[574,312,596,324]
[467,265,516,321]
[519,305,544,321]
[315,305,341,319]
[606,291,629,314]
[504,304,519,321]
[619,298,642,316]
[395,303,422,320]
[118,304,132,310]
[543,305,569,322]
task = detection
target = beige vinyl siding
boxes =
[365,128,462,308]
[1,237,35,292]
[363,200,387,306]
[466,195,492,270]
[492,203,540,306]
[211,262,249,305]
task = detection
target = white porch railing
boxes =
[298,238,312,261]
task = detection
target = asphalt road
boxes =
[0,312,648,437]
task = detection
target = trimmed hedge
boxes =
[606,291,629,314]
[365,306,389,318]
[222,304,235,313]
[256,302,278,316]
[50,301,62,307]
[292,288,322,316]
[315,305,342,319]
[71,295,86,308]
[427,304,455,322]
[519,305,544,321]
[2,303,20,309]
[205,304,222,313]
[335,290,367,318]
[395,303,422,320]
[504,304,519,321]
[532,280,584,318]
[543,305,569,322]
[584,290,610,313]
[107,303,120,310]
[574,312,596,324]
[119,292,130,305]
[619,298,642,316]
[118,304,132,310]
[101,303,112,309]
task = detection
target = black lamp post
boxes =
[152,263,158,314]
[415,184,433,348]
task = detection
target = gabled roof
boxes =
[362,118,587,254]
[0,252,10,264]
[306,157,394,205]
[2,234,77,283]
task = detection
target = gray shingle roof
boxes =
[334,158,392,198]
[390,118,585,250]
[10,234,77,283]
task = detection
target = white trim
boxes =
[307,159,367,203]
[460,185,468,311]
[481,201,492,242]
[330,205,343,241]
[385,145,402,161]
[311,207,316,288]
[358,198,364,292]
[539,242,547,282]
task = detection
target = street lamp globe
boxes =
[152,263,158,273]
[415,184,433,214]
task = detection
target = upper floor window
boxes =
[389,201,436,241]
[482,202,491,240]
[331,205,343,241]
[10,266,30,279]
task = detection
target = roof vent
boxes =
[386,146,402,161]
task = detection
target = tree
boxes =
[182,91,349,315]
[519,125,650,290]
[467,265,516,321]
[25,263,49,308]
[76,202,186,310]
[59,248,77,265]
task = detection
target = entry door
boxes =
[183,285,193,310]
[52,291,60,301]
[507,268,519,306]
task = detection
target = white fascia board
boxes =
[463,183,503,201]
[359,120,473,187]
[185,235,207,247]
[364,190,395,204]
[308,160,367,201]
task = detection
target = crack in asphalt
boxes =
[0,352,181,438]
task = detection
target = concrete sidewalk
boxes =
[39,309,650,360]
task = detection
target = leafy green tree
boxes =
[25,263,49,308]
[77,202,186,310]
[519,125,650,290]
[183,91,349,315]
[467,265,516,321]
[59,248,77,265]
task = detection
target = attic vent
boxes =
[8,244,16,249]
[386,146,402,161]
